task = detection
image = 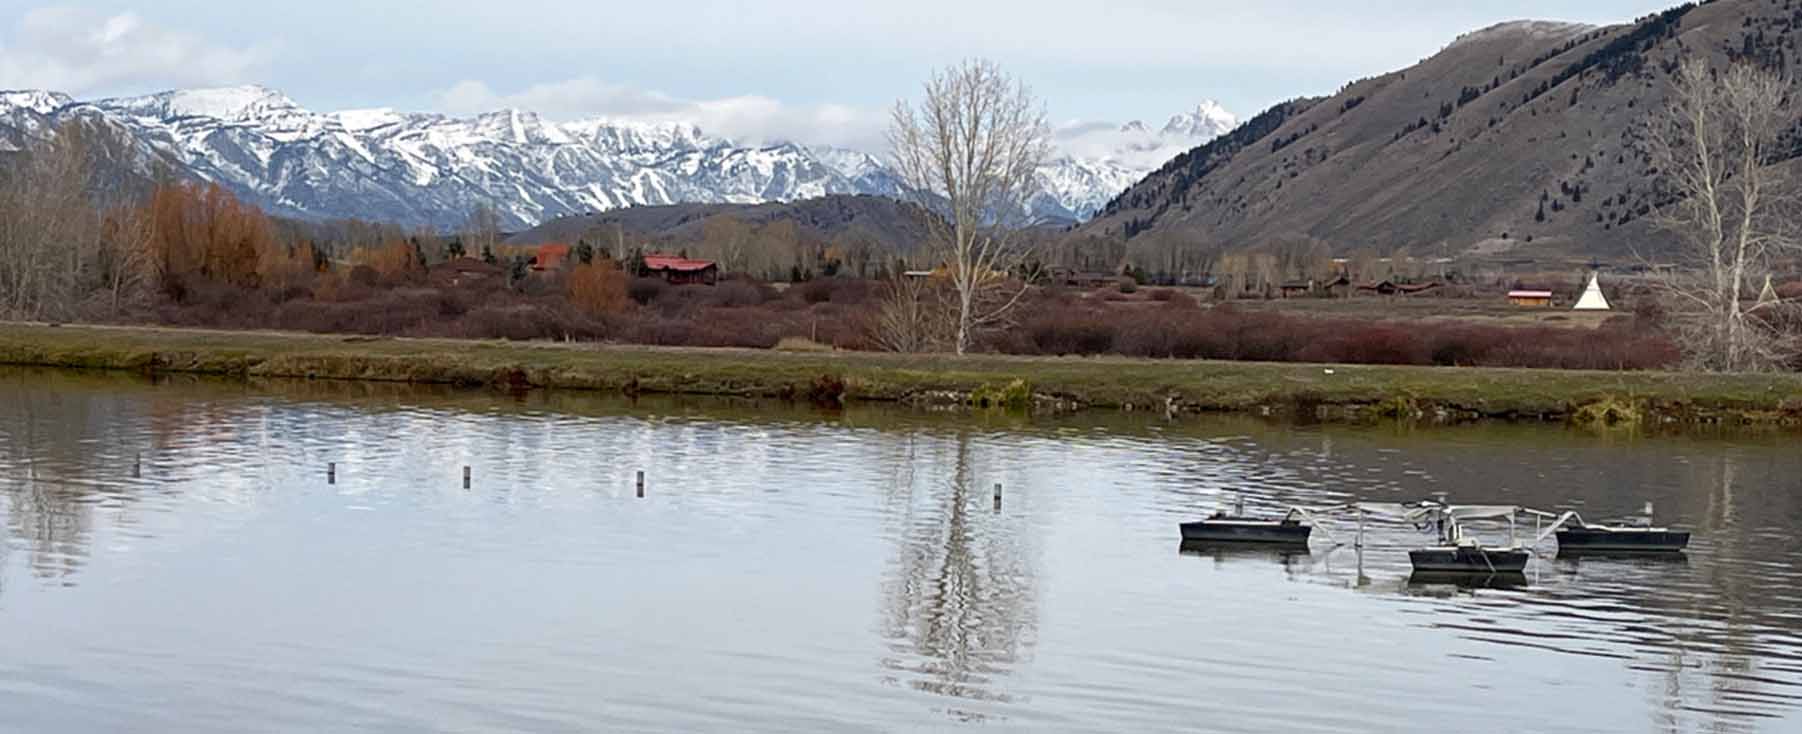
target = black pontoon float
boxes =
[1350,502,1546,574]
[1178,495,1314,545]
[1543,503,1691,554]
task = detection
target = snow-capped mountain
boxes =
[1031,157,1143,224]
[0,85,1233,228]
[1055,99,1241,182]
[1160,100,1238,139]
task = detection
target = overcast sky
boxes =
[0,1,1676,150]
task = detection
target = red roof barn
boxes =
[643,254,719,285]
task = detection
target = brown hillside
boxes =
[504,194,935,254]
[1085,0,1799,262]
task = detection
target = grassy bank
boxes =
[1,323,1798,425]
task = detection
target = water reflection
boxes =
[1405,571,1531,591]
[3,368,1802,731]
[878,432,1037,717]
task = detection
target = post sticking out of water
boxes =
[1235,493,1245,518]
[1355,503,1365,550]
[328,462,336,485]
[462,466,471,489]
[637,471,645,498]
[993,483,1002,511]
[132,453,141,479]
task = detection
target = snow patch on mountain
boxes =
[0,90,73,115]
[333,108,403,132]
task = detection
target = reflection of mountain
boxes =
[877,432,1037,713]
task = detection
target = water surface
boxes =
[2,369,1800,732]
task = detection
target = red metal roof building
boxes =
[1507,290,1555,307]
[532,244,572,272]
[642,254,719,285]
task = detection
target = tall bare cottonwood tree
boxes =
[889,59,1050,354]
[1649,60,1800,372]
[0,122,102,320]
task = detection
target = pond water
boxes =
[2,368,1801,733]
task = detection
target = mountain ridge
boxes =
[0,84,1232,230]
[1083,1,1796,261]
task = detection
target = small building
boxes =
[1048,267,1122,288]
[643,254,719,285]
[1508,290,1555,307]
[1320,273,1353,297]
[1277,274,1351,298]
[1358,279,1442,297]
[1279,280,1317,298]
[531,244,572,272]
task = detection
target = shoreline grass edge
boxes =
[2,323,1799,427]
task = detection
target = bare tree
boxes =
[98,203,155,316]
[870,274,948,353]
[839,225,881,278]
[0,121,101,320]
[1648,60,1801,371]
[889,59,1050,354]
[699,214,753,274]
[464,203,502,262]
[1216,251,1248,299]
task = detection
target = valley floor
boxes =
[0,322,1797,427]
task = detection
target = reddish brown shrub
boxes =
[348,265,380,288]
[709,279,772,307]
[1018,305,1115,355]
[124,272,1682,371]
[567,262,630,316]
[627,277,666,305]
[795,278,836,304]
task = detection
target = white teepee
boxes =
[1573,272,1611,311]
[1758,275,1780,307]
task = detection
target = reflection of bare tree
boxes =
[1698,452,1760,732]
[877,431,1037,710]
[1640,450,1784,731]
[0,381,94,582]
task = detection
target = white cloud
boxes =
[1050,103,1239,171]
[432,77,888,153]
[1050,123,1190,171]
[0,6,274,95]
